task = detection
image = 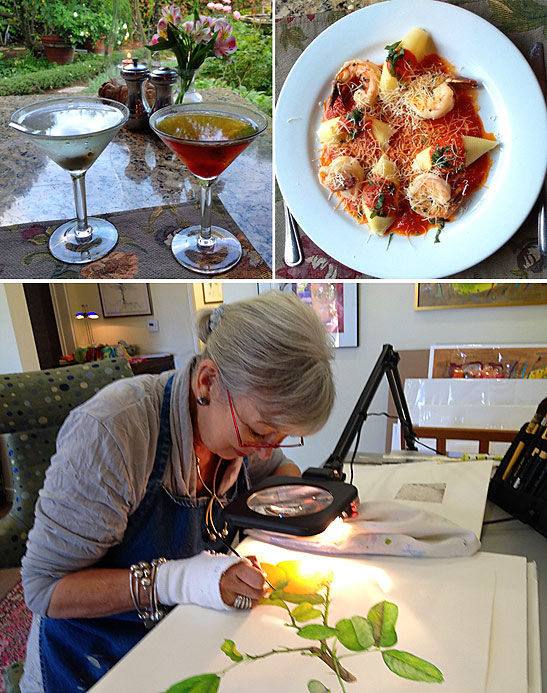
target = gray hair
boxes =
[195,290,335,433]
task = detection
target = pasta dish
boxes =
[317,28,498,240]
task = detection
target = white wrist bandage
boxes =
[155,551,241,611]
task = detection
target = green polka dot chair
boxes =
[0,358,133,569]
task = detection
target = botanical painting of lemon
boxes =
[262,561,333,594]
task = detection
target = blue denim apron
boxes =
[39,374,250,692]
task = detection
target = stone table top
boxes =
[0,88,272,275]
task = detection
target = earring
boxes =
[197,396,210,406]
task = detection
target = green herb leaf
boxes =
[434,218,446,242]
[166,673,221,692]
[368,601,398,647]
[220,639,243,662]
[387,233,394,250]
[292,602,322,622]
[382,650,444,683]
[297,624,339,640]
[308,681,331,693]
[335,616,375,651]
[385,41,405,77]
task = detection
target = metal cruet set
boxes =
[120,57,178,130]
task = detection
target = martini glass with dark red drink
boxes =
[149,102,268,274]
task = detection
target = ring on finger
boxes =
[233,594,252,610]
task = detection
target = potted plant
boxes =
[39,2,93,64]
[80,2,114,54]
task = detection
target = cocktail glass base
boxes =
[48,217,118,264]
[171,225,242,274]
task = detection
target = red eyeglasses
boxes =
[226,389,304,450]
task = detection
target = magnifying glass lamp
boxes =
[223,344,418,536]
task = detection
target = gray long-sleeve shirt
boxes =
[20,361,289,692]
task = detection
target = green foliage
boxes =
[165,673,221,692]
[0,52,50,78]
[220,640,243,663]
[368,600,399,647]
[296,624,338,640]
[308,682,330,693]
[335,616,375,651]
[199,22,271,93]
[292,602,322,622]
[382,650,444,683]
[0,52,120,95]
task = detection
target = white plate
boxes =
[275,0,547,279]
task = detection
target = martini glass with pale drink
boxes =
[9,96,129,264]
[149,102,268,274]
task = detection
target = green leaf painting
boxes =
[368,601,399,647]
[292,602,322,622]
[297,624,339,640]
[308,681,331,693]
[382,650,445,683]
[335,616,375,651]
[165,673,221,692]
[220,640,243,663]
[164,561,443,692]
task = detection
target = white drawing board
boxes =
[90,541,504,693]
[348,460,493,539]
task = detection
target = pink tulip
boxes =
[233,10,241,19]
[214,3,224,9]
[222,5,231,11]
[206,2,215,7]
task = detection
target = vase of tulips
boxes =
[147,1,238,103]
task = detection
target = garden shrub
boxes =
[199,22,271,94]
[0,52,121,95]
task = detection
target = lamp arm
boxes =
[320,344,417,477]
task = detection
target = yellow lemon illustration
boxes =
[261,562,287,588]
[277,561,331,594]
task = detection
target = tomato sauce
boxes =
[318,51,496,238]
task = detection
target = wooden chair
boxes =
[401,426,519,455]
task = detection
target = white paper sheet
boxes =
[91,542,499,693]
[348,460,492,539]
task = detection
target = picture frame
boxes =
[202,283,224,305]
[99,283,152,318]
[415,283,547,310]
[257,283,358,348]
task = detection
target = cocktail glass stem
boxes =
[71,172,93,242]
[197,177,216,250]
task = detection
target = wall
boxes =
[63,283,196,368]
[218,283,547,471]
[0,284,39,373]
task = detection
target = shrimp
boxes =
[407,79,454,120]
[330,60,381,109]
[320,156,365,193]
[406,172,454,219]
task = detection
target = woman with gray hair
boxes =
[20,290,335,692]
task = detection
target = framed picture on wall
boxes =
[415,283,547,310]
[99,284,153,318]
[202,283,223,304]
[257,283,358,348]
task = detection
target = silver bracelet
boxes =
[129,558,168,629]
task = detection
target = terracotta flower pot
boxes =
[41,34,75,65]
[84,37,105,54]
